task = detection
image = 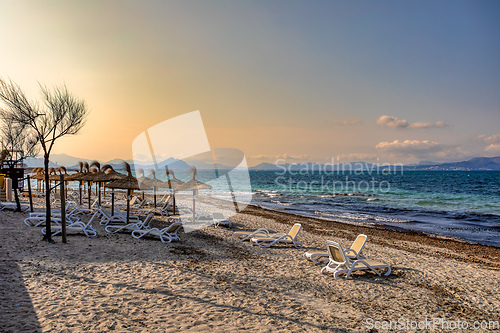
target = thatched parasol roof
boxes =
[135,168,154,190]
[106,162,147,190]
[99,165,126,182]
[48,167,67,181]
[66,162,86,181]
[78,161,107,182]
[145,169,168,188]
[31,168,45,180]
[160,170,185,190]
[175,167,212,192]
[67,161,93,181]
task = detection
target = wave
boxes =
[314,210,414,224]
[270,200,294,207]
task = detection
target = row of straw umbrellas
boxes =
[30,162,212,223]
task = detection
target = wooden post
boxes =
[27,175,34,213]
[98,182,101,207]
[79,181,82,206]
[111,189,115,216]
[126,189,131,224]
[88,181,91,209]
[60,174,67,243]
[226,174,240,213]
[172,191,176,215]
[154,186,157,208]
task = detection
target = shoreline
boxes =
[242,204,500,268]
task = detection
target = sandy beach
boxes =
[1,195,499,332]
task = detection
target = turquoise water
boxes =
[248,171,500,247]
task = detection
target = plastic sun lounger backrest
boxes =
[129,196,138,205]
[326,240,348,267]
[143,213,154,227]
[288,224,302,240]
[212,212,225,220]
[350,234,367,256]
[166,222,182,233]
[161,200,170,210]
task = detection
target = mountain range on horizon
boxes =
[23,154,240,172]
[23,154,500,171]
[250,156,500,171]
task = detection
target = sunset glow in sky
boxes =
[1,0,499,166]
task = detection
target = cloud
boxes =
[375,139,467,161]
[249,153,311,161]
[332,118,362,126]
[376,115,446,129]
[335,153,378,162]
[486,144,500,152]
[409,121,447,129]
[478,134,500,153]
[376,115,408,128]
[376,139,440,152]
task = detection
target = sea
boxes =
[246,170,500,247]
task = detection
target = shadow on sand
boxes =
[0,258,42,332]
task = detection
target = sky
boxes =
[0,0,499,166]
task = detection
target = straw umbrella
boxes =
[31,168,45,192]
[146,169,169,208]
[82,162,90,205]
[72,161,95,209]
[47,168,57,193]
[97,164,126,215]
[80,161,109,207]
[66,162,89,206]
[135,168,152,201]
[175,166,212,223]
[50,167,69,199]
[66,162,86,205]
[159,169,185,215]
[106,162,146,224]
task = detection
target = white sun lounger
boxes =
[305,234,368,264]
[212,212,232,228]
[320,240,391,279]
[251,223,303,248]
[0,201,30,212]
[98,207,140,226]
[131,222,182,243]
[232,228,271,241]
[24,216,65,228]
[105,213,154,233]
[41,210,99,238]
[25,210,81,227]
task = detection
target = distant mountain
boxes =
[26,154,500,172]
[132,158,192,173]
[405,156,500,171]
[26,153,236,172]
[418,160,436,166]
[251,162,283,171]
[250,156,500,171]
[250,161,389,172]
[104,158,134,165]
[24,157,59,168]
[50,154,93,166]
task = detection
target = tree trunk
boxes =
[42,155,53,243]
[7,165,22,212]
[13,187,21,212]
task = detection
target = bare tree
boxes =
[0,114,39,211]
[0,78,88,243]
